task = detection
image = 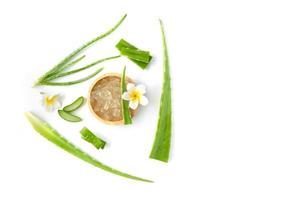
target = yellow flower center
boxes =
[45,96,57,106]
[129,90,141,102]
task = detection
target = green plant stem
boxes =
[121,66,132,125]
[34,14,127,86]
[149,20,172,163]
[55,55,86,74]
[40,68,103,86]
[25,112,152,182]
[45,55,120,81]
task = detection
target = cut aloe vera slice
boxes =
[116,39,152,70]
[58,110,82,122]
[63,96,85,112]
[80,127,106,149]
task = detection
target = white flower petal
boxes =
[136,84,146,94]
[41,97,46,106]
[53,94,62,103]
[127,83,135,92]
[40,93,62,112]
[53,101,62,109]
[41,96,49,107]
[140,95,149,106]
[129,100,139,110]
[40,93,47,104]
[46,105,54,112]
[122,92,130,101]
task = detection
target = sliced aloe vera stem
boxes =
[149,20,172,163]
[40,68,103,86]
[116,39,152,70]
[121,66,132,125]
[34,14,127,85]
[116,39,137,49]
[58,110,82,122]
[120,48,151,63]
[129,58,151,69]
[63,96,85,112]
[80,127,106,149]
[24,112,153,182]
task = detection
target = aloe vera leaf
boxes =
[80,127,106,149]
[40,68,103,86]
[116,39,152,69]
[121,66,132,125]
[63,96,85,112]
[34,14,127,85]
[45,55,120,81]
[120,48,151,63]
[52,54,86,75]
[149,20,172,163]
[58,110,82,122]
[43,55,86,80]
[24,112,153,182]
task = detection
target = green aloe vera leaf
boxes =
[63,96,85,112]
[80,127,106,149]
[116,39,152,69]
[58,110,82,122]
[52,54,86,76]
[149,20,172,163]
[40,68,103,86]
[24,112,153,183]
[34,14,127,85]
[45,55,120,81]
[120,48,151,63]
[121,66,132,125]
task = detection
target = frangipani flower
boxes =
[41,93,62,112]
[122,83,148,110]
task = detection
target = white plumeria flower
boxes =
[40,93,62,112]
[122,83,148,110]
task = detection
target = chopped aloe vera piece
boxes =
[24,112,152,182]
[149,20,172,163]
[116,39,137,50]
[80,127,106,149]
[63,96,85,112]
[121,66,132,125]
[116,39,152,69]
[130,59,150,69]
[120,48,151,63]
[58,110,82,122]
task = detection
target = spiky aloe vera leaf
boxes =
[25,112,152,182]
[149,20,172,163]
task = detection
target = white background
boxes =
[0,0,300,199]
